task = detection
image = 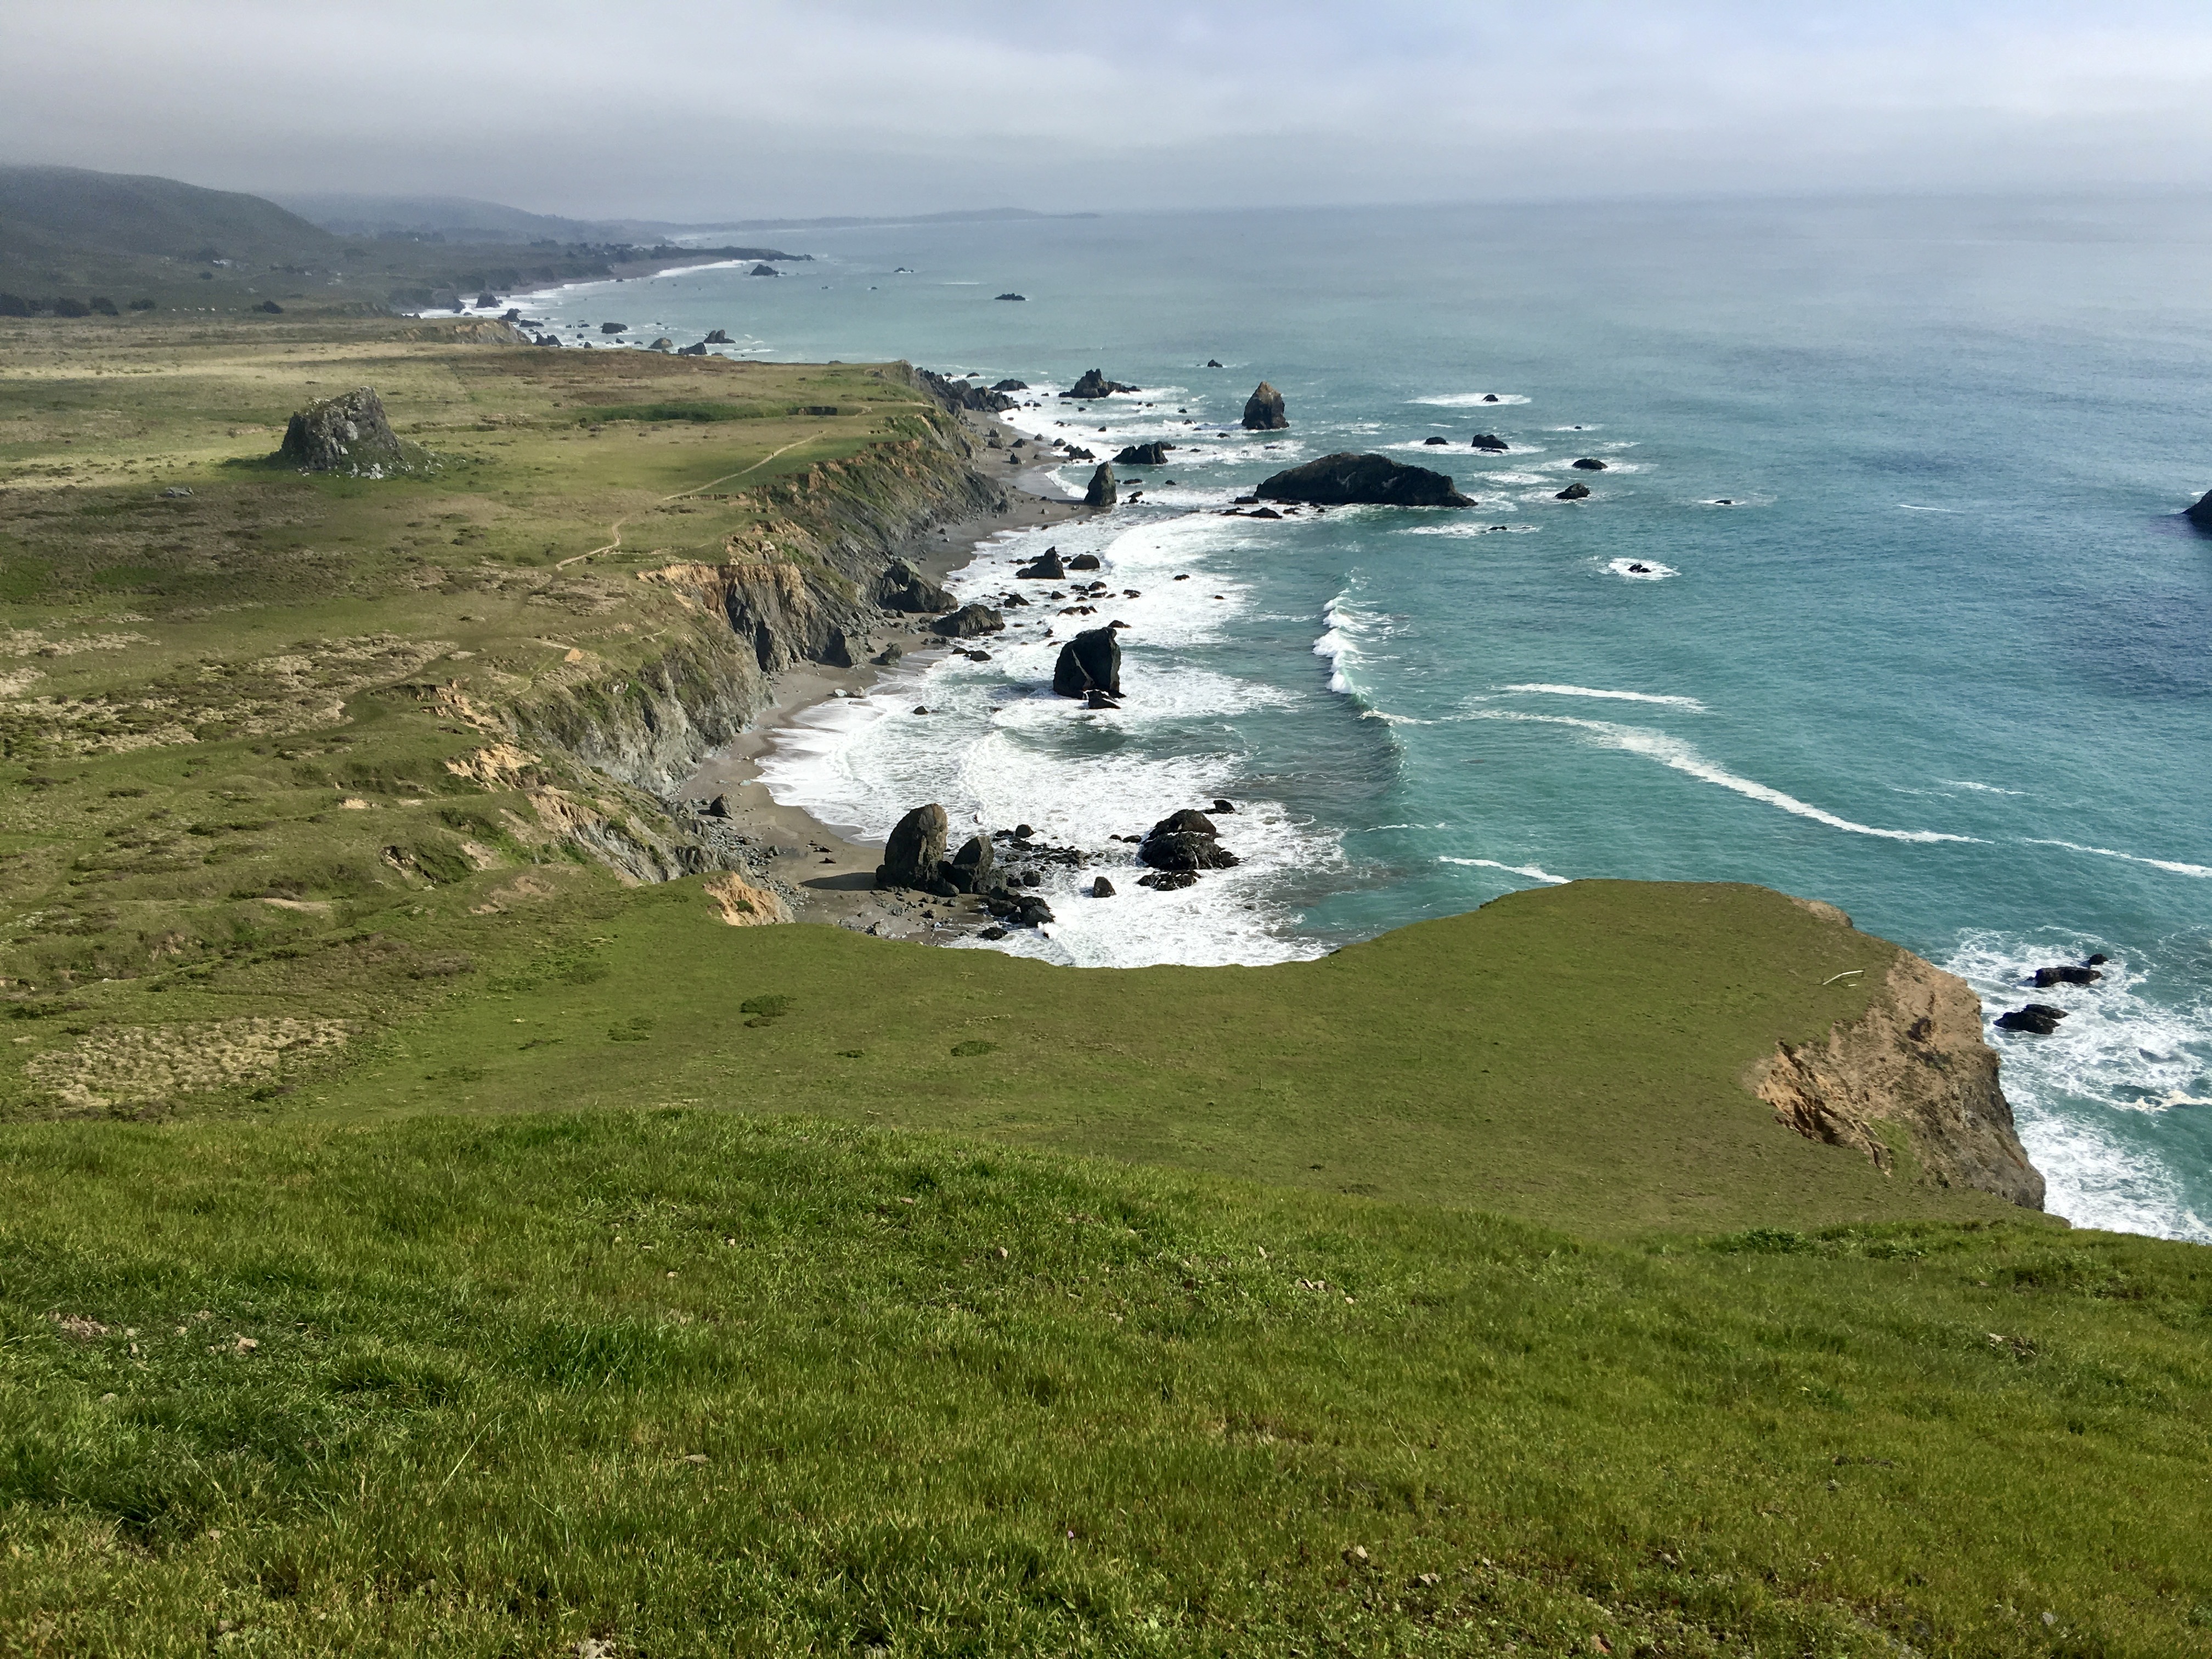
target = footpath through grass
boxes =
[4,1109,2208,1658]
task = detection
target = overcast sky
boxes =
[9,1,2212,220]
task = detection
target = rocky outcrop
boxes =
[1085,464,1118,509]
[1572,458,1607,471]
[931,603,1003,638]
[876,804,949,888]
[1114,442,1171,465]
[1750,948,2045,1209]
[1066,369,1138,399]
[749,263,780,276]
[1139,808,1239,874]
[1242,381,1288,431]
[1066,552,1101,571]
[1257,452,1473,508]
[1555,482,1591,501]
[1996,1005,2068,1035]
[1018,549,1066,580]
[703,871,793,926]
[877,559,955,613]
[1471,434,1509,452]
[918,369,1017,414]
[277,387,419,477]
[1053,627,1122,698]
[947,834,996,891]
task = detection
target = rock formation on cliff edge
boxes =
[1750,899,2045,1209]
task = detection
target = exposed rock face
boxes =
[1053,626,1122,697]
[1066,369,1138,399]
[1114,442,1171,465]
[918,368,1017,414]
[931,603,1004,638]
[1085,463,1118,509]
[703,871,793,926]
[877,560,955,613]
[1242,381,1288,431]
[947,834,996,891]
[1257,452,1472,508]
[1751,947,2046,1210]
[277,387,415,477]
[876,803,949,888]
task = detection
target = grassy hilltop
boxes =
[2,294,2210,1656]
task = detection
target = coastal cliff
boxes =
[1750,904,2045,1209]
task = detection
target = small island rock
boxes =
[1053,626,1123,698]
[1085,462,1118,509]
[1257,452,1473,508]
[1242,381,1289,431]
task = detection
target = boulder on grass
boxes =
[277,387,417,477]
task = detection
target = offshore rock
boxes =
[1572,457,1608,470]
[1114,441,1171,465]
[1066,368,1138,399]
[1257,452,1473,508]
[1471,433,1509,452]
[2032,964,2101,989]
[1997,1004,2069,1035]
[1555,482,1591,501]
[1053,626,1122,698]
[876,803,949,889]
[2185,488,2212,531]
[278,387,416,477]
[1017,549,1067,580]
[1752,931,2046,1209]
[930,603,1005,639]
[1242,381,1289,431]
[1084,463,1118,509]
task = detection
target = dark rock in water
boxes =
[1211,798,1237,813]
[1248,506,1283,520]
[1206,358,1223,368]
[1018,550,1068,580]
[1471,433,1509,452]
[2033,964,2102,989]
[278,386,417,477]
[1257,452,1473,508]
[1066,552,1101,571]
[1054,625,1123,698]
[1150,809,1219,839]
[876,803,949,888]
[878,560,955,613]
[749,263,780,276]
[1141,832,1239,872]
[1555,482,1592,500]
[2186,489,2212,531]
[1085,462,1118,509]
[995,292,1026,301]
[677,342,707,356]
[1572,458,1607,470]
[1483,393,1500,403]
[979,926,1011,940]
[473,291,499,308]
[600,322,628,334]
[704,329,731,343]
[2086,953,2110,966]
[932,603,1005,639]
[1138,868,1199,890]
[1092,876,1116,898]
[1242,381,1289,431]
[946,834,996,892]
[1066,368,1138,399]
[1114,441,1172,465]
[1085,689,1120,709]
[648,337,674,352]
[991,379,1028,392]
[1996,1003,2069,1035]
[1423,436,1449,445]
[1627,563,1651,574]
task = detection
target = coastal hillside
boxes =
[2,311,2207,1655]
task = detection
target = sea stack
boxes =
[1242,381,1288,431]
[2186,488,2212,530]
[1256,452,1472,507]
[1053,626,1122,698]
[1085,462,1118,509]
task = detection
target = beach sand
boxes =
[674,409,1083,940]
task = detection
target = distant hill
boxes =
[0,165,341,264]
[266,190,632,246]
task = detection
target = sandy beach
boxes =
[674,407,1084,940]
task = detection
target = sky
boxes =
[7,1,2212,221]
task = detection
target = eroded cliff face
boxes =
[1751,946,2046,1210]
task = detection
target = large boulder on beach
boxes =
[277,386,416,477]
[944,834,996,892]
[1085,463,1119,509]
[877,560,955,613]
[1066,368,1138,399]
[1053,626,1122,698]
[875,804,949,889]
[1242,381,1289,431]
[931,603,1004,639]
[2186,489,2212,531]
[1256,452,1472,508]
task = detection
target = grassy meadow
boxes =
[3,312,2209,1656]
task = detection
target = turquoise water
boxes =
[500,196,2212,1240]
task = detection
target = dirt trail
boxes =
[556,438,812,568]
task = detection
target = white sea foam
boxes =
[1462,710,1979,843]
[1438,856,1571,885]
[1412,393,1532,407]
[1605,558,1679,581]
[1938,930,2212,1242]
[2025,839,2212,878]
[1497,684,1707,711]
[1943,780,2027,795]
[1395,523,1538,537]
[1898,503,1963,514]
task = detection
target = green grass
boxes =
[4,1109,2207,1657]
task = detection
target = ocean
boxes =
[495,194,2212,1243]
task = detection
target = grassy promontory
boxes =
[3,308,2209,1656]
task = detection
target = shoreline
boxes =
[674,409,1084,941]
